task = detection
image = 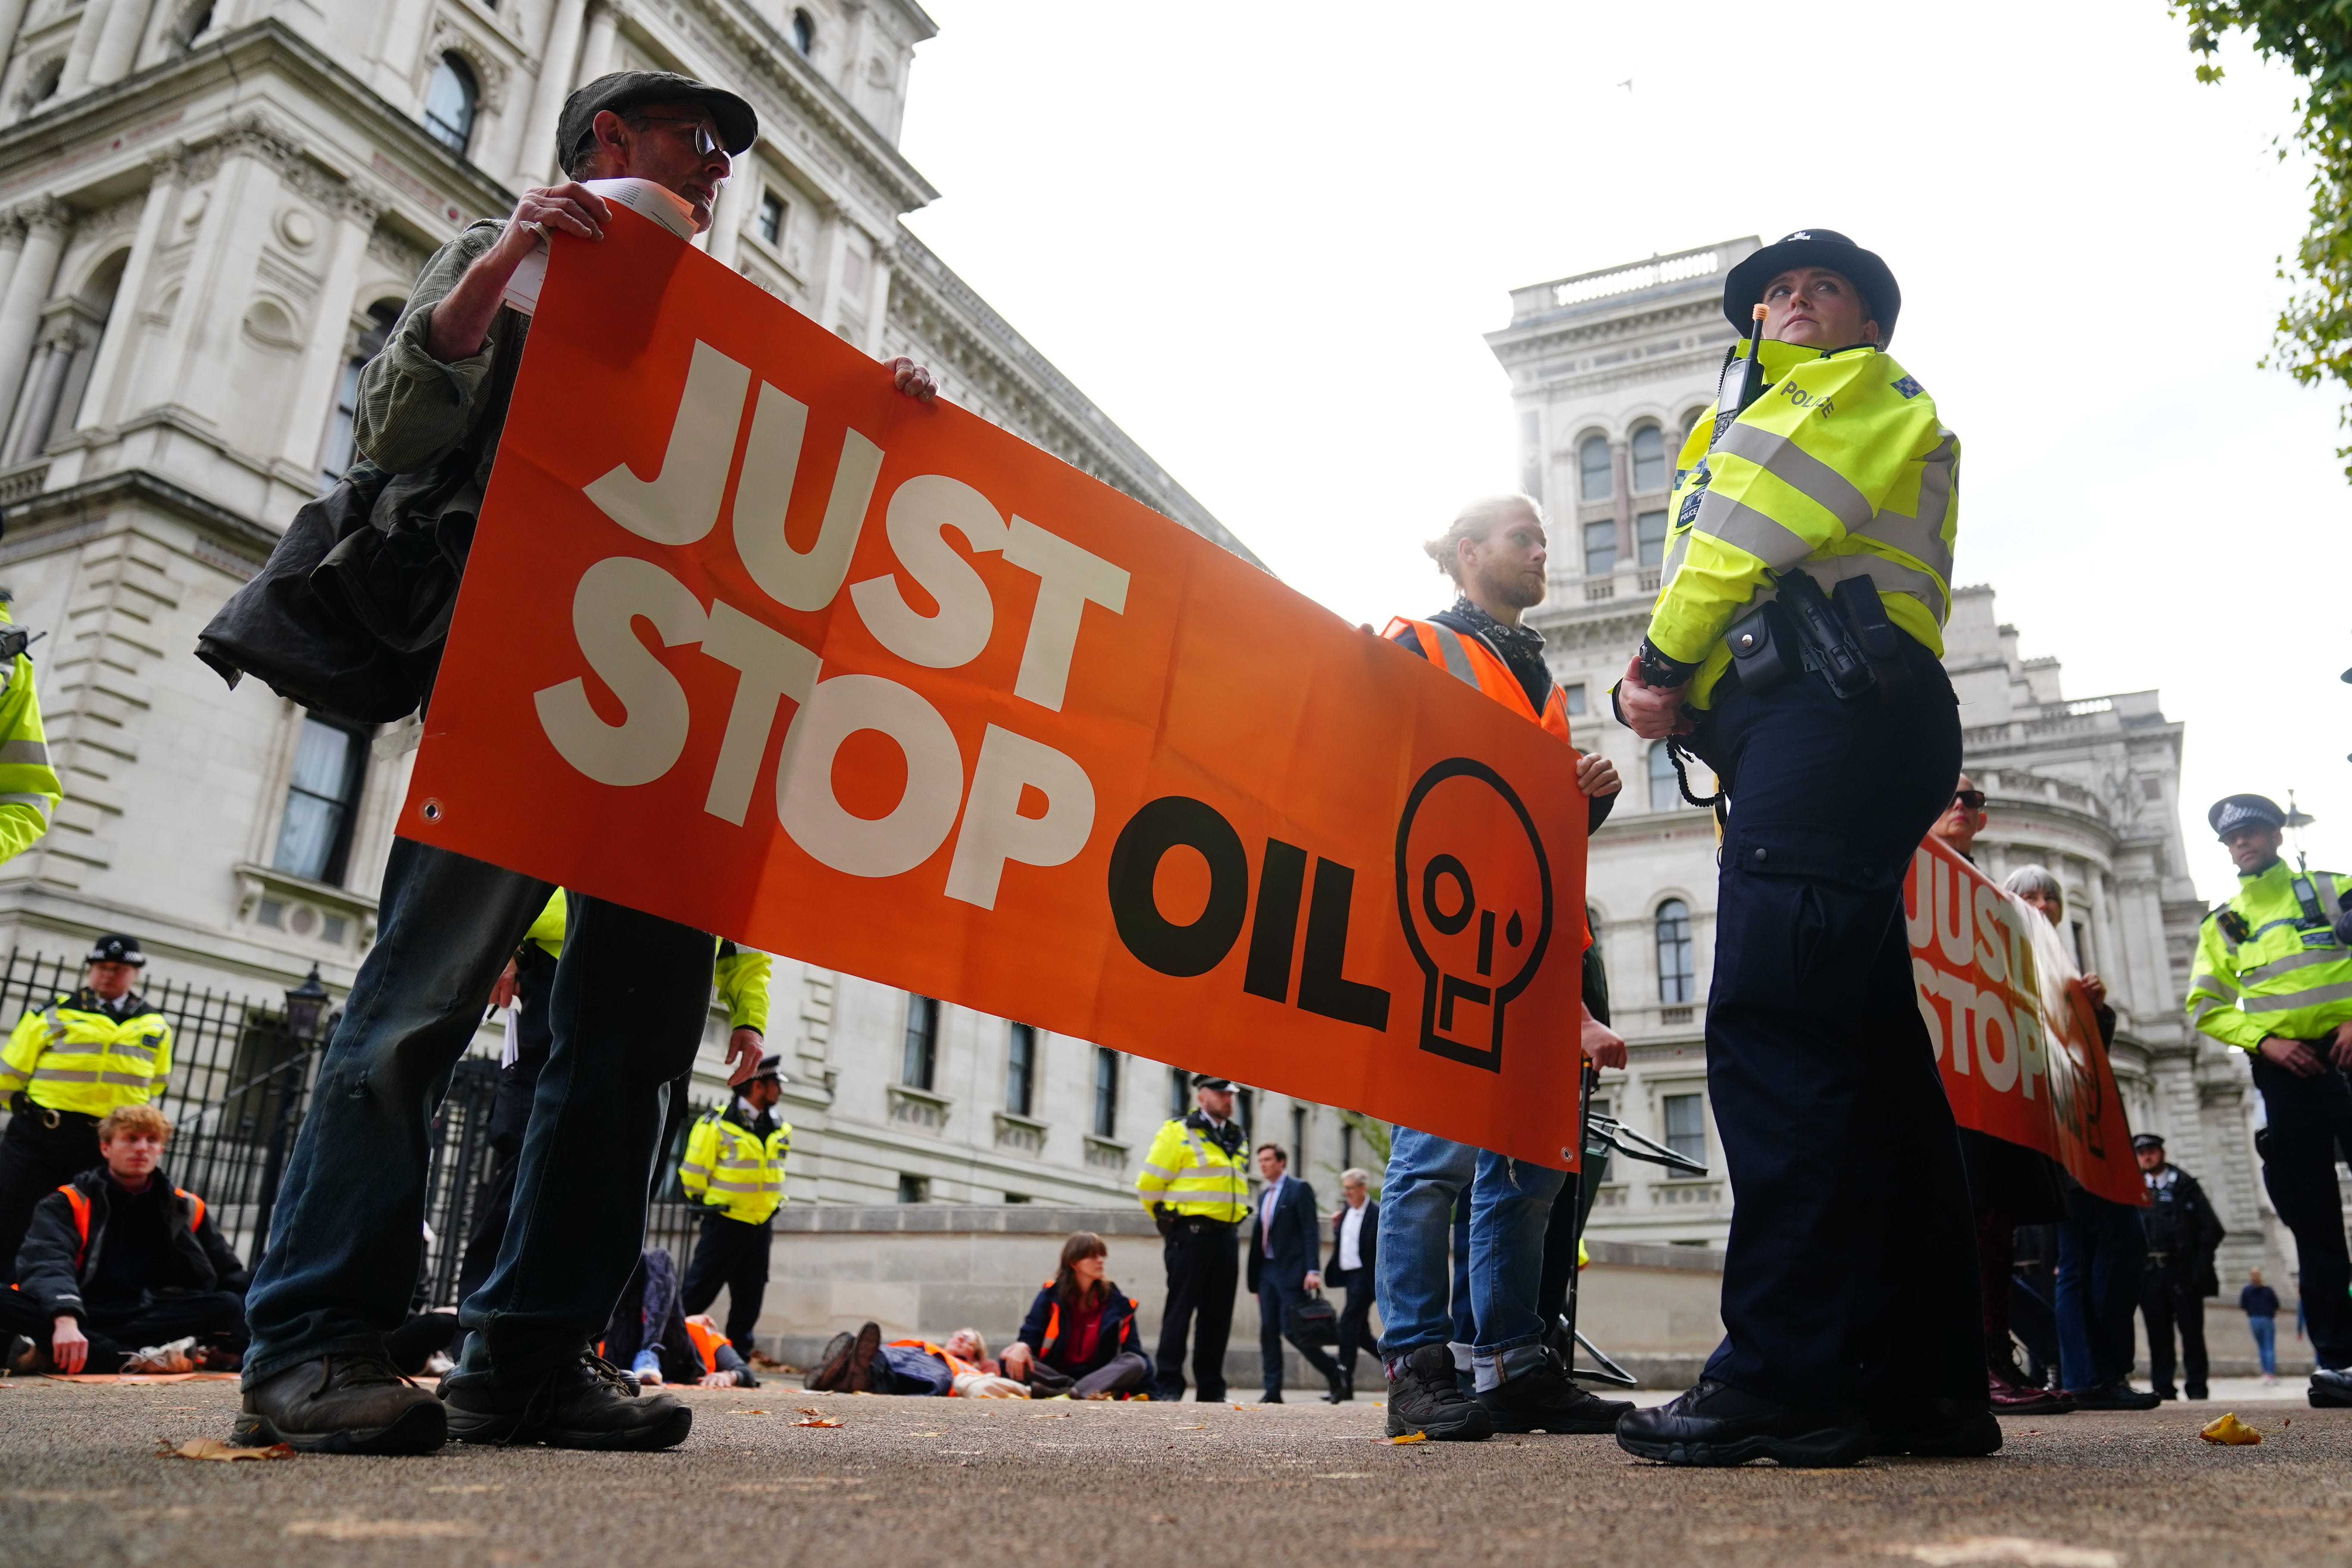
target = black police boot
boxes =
[1384,1343,1494,1441]
[2071,1381,2162,1412]
[1616,1380,1870,1468]
[1323,1370,1351,1404]
[2309,1368,2352,1408]
[441,1352,691,1450]
[1872,1398,2003,1457]
[1476,1349,1635,1434]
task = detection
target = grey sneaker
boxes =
[235,1352,447,1455]
[1384,1343,1494,1441]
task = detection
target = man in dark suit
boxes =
[1248,1144,1345,1402]
[1326,1166,1379,1401]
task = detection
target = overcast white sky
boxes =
[895,0,2352,905]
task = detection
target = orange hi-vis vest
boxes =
[1385,618,1572,742]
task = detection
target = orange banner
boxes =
[400,212,1591,1166]
[1905,836,2142,1205]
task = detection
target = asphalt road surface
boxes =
[3,1377,2345,1568]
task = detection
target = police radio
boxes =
[1710,303,1770,445]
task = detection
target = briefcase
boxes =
[1285,1288,1339,1348]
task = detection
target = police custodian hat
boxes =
[86,933,144,966]
[2132,1132,2166,1153]
[1189,1074,1234,1091]
[556,70,758,172]
[749,1052,788,1084]
[1725,229,1904,345]
[2209,794,2287,840]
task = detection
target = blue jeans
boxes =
[2250,1314,2278,1376]
[1375,1127,1563,1389]
[243,840,718,1387]
[2054,1186,2147,1392]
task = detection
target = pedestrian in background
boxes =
[1326,1167,1379,1401]
[1248,1144,1342,1403]
[2240,1268,2280,1385]
[2133,1132,2224,1401]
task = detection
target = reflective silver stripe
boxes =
[1856,512,1954,585]
[2189,998,2232,1025]
[1139,1162,1175,1180]
[680,1164,713,1177]
[2240,950,2352,986]
[2320,874,2343,915]
[0,792,53,819]
[1661,526,1690,582]
[1712,423,1874,531]
[2188,971,2239,998]
[2242,981,2352,1014]
[26,1067,151,1086]
[705,1178,774,1194]
[1691,488,1812,568]
[1793,551,1950,623]
[0,739,49,767]
[1427,626,1479,689]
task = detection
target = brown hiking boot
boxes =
[804,1331,856,1391]
[842,1321,882,1393]
[235,1352,446,1454]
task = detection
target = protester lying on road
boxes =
[1001,1233,1151,1399]
[803,1321,1027,1396]
[601,1248,757,1388]
[2,1105,246,1375]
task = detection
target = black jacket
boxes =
[13,1165,247,1321]
[2142,1164,2226,1296]
[1246,1177,1321,1293]
[1326,1198,1379,1279]
[1013,1281,1142,1377]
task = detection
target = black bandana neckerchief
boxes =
[1445,595,1545,665]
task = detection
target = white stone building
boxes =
[1486,239,2265,1278]
[0,0,1267,1209]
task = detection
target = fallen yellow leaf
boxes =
[1390,1430,1429,1445]
[790,1417,842,1428]
[2199,1412,2261,1446]
[164,1438,294,1462]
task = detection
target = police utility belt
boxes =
[1724,568,1911,704]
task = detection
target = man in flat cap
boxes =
[1137,1073,1251,1400]
[2185,793,2352,1406]
[235,71,939,1456]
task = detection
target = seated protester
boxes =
[2,1105,246,1375]
[1002,1232,1150,1399]
[601,1248,756,1389]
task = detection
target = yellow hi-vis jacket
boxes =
[2186,861,2352,1052]
[680,1103,790,1225]
[522,891,773,1035]
[1135,1111,1250,1224]
[1650,338,1958,707]
[0,599,59,864]
[0,989,172,1117]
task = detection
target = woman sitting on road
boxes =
[1001,1232,1150,1399]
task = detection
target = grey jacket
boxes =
[352,221,527,483]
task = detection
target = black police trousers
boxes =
[1686,635,1979,1415]
[1154,1216,1237,1400]
[0,1104,100,1283]
[680,1209,773,1353]
[2140,1262,2208,1397]
[2252,1054,2352,1370]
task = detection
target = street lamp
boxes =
[284,964,329,1039]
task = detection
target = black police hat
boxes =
[2132,1133,2165,1152]
[2208,794,2286,841]
[86,933,144,967]
[1189,1074,1233,1092]
[749,1052,788,1085]
[556,70,758,175]
[1725,229,1903,345]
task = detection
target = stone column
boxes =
[86,0,153,87]
[0,201,72,434]
[0,0,36,87]
[517,0,587,187]
[279,185,388,472]
[707,166,747,267]
[55,0,115,96]
[861,245,893,356]
[576,1,619,87]
[0,215,30,326]
[1611,441,1633,565]
[74,149,181,433]
[7,316,81,461]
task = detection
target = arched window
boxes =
[1655,899,1695,1003]
[1630,424,1666,493]
[319,300,403,489]
[1577,434,1611,502]
[423,53,478,155]
[1648,741,1681,811]
[790,6,816,55]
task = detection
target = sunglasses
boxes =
[629,114,722,158]
[1952,789,1986,811]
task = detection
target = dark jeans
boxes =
[680,1209,772,1353]
[1256,1273,1342,1394]
[2055,1185,2146,1391]
[1687,636,1977,1417]
[241,841,716,1388]
[2141,1263,2208,1396]
[2011,1269,2059,1384]
[1329,1264,1375,1380]
[2252,1054,2352,1370]
[603,1250,702,1385]
[1153,1217,1237,1400]
[0,1288,245,1371]
[0,1106,99,1281]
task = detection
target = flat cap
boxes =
[557,69,757,174]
